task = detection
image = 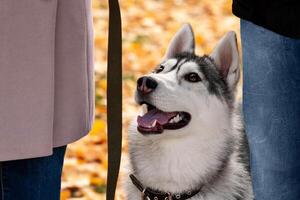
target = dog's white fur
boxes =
[125,24,253,200]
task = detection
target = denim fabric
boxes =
[0,146,66,200]
[241,19,300,200]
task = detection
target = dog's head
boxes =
[135,24,240,137]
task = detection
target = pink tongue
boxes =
[137,108,178,128]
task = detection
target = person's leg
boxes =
[0,145,67,200]
[241,19,300,200]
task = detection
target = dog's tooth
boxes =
[142,104,147,114]
[169,118,175,123]
[178,114,183,120]
[151,120,157,127]
[173,116,179,123]
[175,114,183,123]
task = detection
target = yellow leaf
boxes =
[60,190,71,200]
[90,177,106,186]
[89,119,106,137]
[103,156,108,169]
[99,79,107,90]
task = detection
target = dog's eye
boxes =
[184,73,201,82]
[155,65,164,73]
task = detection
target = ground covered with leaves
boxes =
[61,0,240,199]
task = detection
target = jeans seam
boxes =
[0,163,4,200]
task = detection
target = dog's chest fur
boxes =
[125,112,253,200]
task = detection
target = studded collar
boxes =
[129,174,203,200]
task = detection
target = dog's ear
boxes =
[163,23,195,60]
[210,31,240,91]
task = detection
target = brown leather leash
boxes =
[106,0,122,199]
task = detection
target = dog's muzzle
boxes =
[135,76,191,135]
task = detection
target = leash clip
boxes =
[166,192,173,200]
[141,188,150,200]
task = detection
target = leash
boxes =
[129,174,203,200]
[106,0,122,199]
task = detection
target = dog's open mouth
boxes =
[137,102,191,134]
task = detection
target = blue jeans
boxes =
[0,146,67,200]
[241,19,300,200]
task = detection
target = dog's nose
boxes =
[137,76,158,95]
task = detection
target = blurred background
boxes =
[60,0,240,199]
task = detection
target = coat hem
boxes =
[0,127,91,162]
[0,149,53,162]
[53,126,91,148]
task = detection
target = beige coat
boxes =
[0,0,95,161]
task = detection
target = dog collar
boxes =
[129,174,203,200]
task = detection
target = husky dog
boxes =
[125,24,253,200]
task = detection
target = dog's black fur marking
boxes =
[170,52,233,105]
[168,58,181,72]
[237,127,251,173]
